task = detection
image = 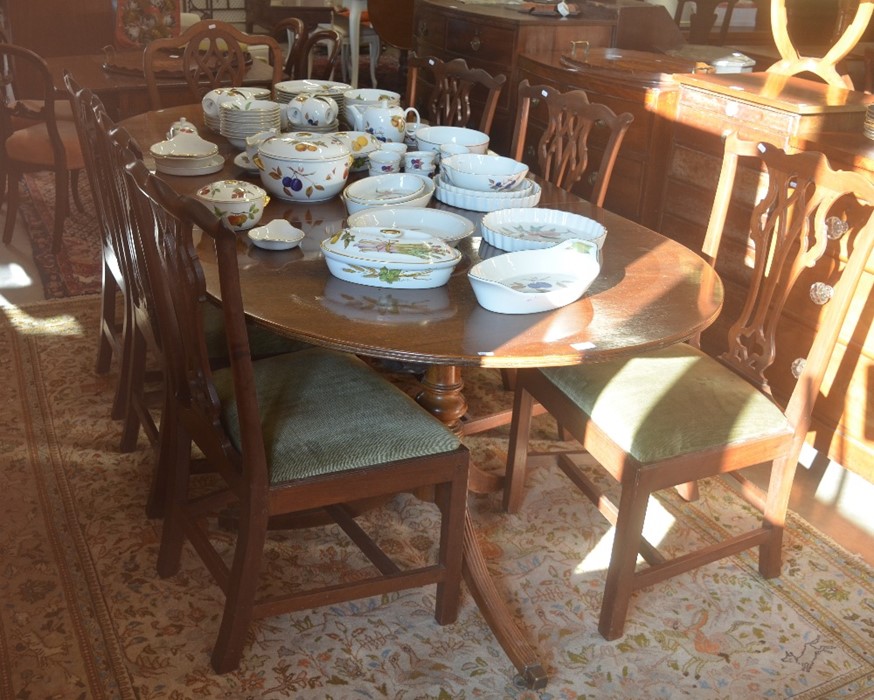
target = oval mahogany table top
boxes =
[121,104,724,373]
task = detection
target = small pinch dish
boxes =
[468,239,601,314]
[247,220,305,250]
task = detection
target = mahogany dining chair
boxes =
[143,19,284,109]
[119,146,469,673]
[1,42,85,253]
[405,52,506,135]
[503,133,874,640]
[273,16,342,80]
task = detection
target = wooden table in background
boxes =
[120,104,723,689]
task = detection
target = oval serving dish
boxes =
[321,226,462,289]
[480,208,608,252]
[468,239,601,314]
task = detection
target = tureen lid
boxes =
[258,133,351,160]
[196,179,266,202]
[321,227,461,266]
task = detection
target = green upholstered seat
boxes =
[540,344,793,465]
[214,348,461,484]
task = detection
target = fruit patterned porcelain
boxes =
[286,94,338,128]
[440,153,529,192]
[195,179,269,232]
[254,133,352,202]
[321,226,461,289]
[332,131,382,172]
[346,104,421,143]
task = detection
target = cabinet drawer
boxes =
[414,9,446,47]
[677,86,800,142]
[445,21,515,63]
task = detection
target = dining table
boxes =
[120,103,724,689]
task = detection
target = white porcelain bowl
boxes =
[195,179,269,232]
[468,239,601,314]
[341,173,434,214]
[149,132,218,159]
[332,131,383,172]
[346,206,474,246]
[480,208,608,252]
[255,133,352,202]
[415,125,489,154]
[441,154,529,192]
[321,226,462,288]
[247,220,305,250]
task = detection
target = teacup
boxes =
[380,141,408,156]
[369,150,402,174]
[404,150,437,175]
[286,94,338,129]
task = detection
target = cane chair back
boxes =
[405,52,506,134]
[122,157,469,672]
[504,134,874,640]
[510,79,634,206]
[1,42,85,252]
[144,19,284,109]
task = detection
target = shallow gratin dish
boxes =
[346,206,474,246]
[321,226,462,289]
[467,238,601,314]
[480,207,608,252]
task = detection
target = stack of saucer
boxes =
[865,104,874,141]
[149,132,224,177]
[202,86,271,133]
[219,99,282,150]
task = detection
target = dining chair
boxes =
[274,16,342,80]
[405,52,506,135]
[510,79,634,205]
[143,19,284,110]
[120,148,469,673]
[1,42,85,253]
[63,72,133,424]
[315,6,382,87]
[503,133,874,640]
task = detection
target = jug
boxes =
[346,104,420,144]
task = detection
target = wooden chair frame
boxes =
[144,19,284,109]
[405,52,506,135]
[510,79,634,205]
[273,16,342,80]
[120,149,469,672]
[504,133,874,640]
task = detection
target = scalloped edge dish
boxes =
[481,208,608,252]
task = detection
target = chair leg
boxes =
[3,165,21,245]
[675,480,700,502]
[119,324,147,452]
[433,471,466,624]
[51,168,70,254]
[111,290,135,421]
[503,383,536,514]
[96,262,120,375]
[156,425,193,576]
[598,474,651,640]
[758,455,799,578]
[368,37,379,88]
[70,169,85,213]
[211,506,269,673]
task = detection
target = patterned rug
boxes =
[1,296,872,699]
[17,172,102,299]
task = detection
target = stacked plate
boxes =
[433,173,541,212]
[149,132,223,177]
[219,99,282,150]
[342,173,435,214]
[865,104,874,141]
[274,79,352,125]
[480,208,607,252]
[202,86,271,133]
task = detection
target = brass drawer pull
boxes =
[470,35,482,51]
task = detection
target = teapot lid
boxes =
[258,133,351,160]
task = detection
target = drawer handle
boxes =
[587,171,600,187]
[470,35,482,51]
[570,40,589,59]
[418,20,428,38]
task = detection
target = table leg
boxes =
[347,0,364,88]
[418,364,549,689]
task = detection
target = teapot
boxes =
[346,104,420,144]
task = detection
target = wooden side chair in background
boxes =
[120,148,470,673]
[405,52,506,134]
[0,42,85,254]
[511,79,634,206]
[144,19,284,109]
[503,133,874,640]
[273,16,342,80]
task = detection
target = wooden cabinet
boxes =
[4,0,114,57]
[515,49,699,229]
[659,72,874,481]
[412,0,616,155]
[245,0,332,34]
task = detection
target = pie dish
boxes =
[480,208,608,252]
